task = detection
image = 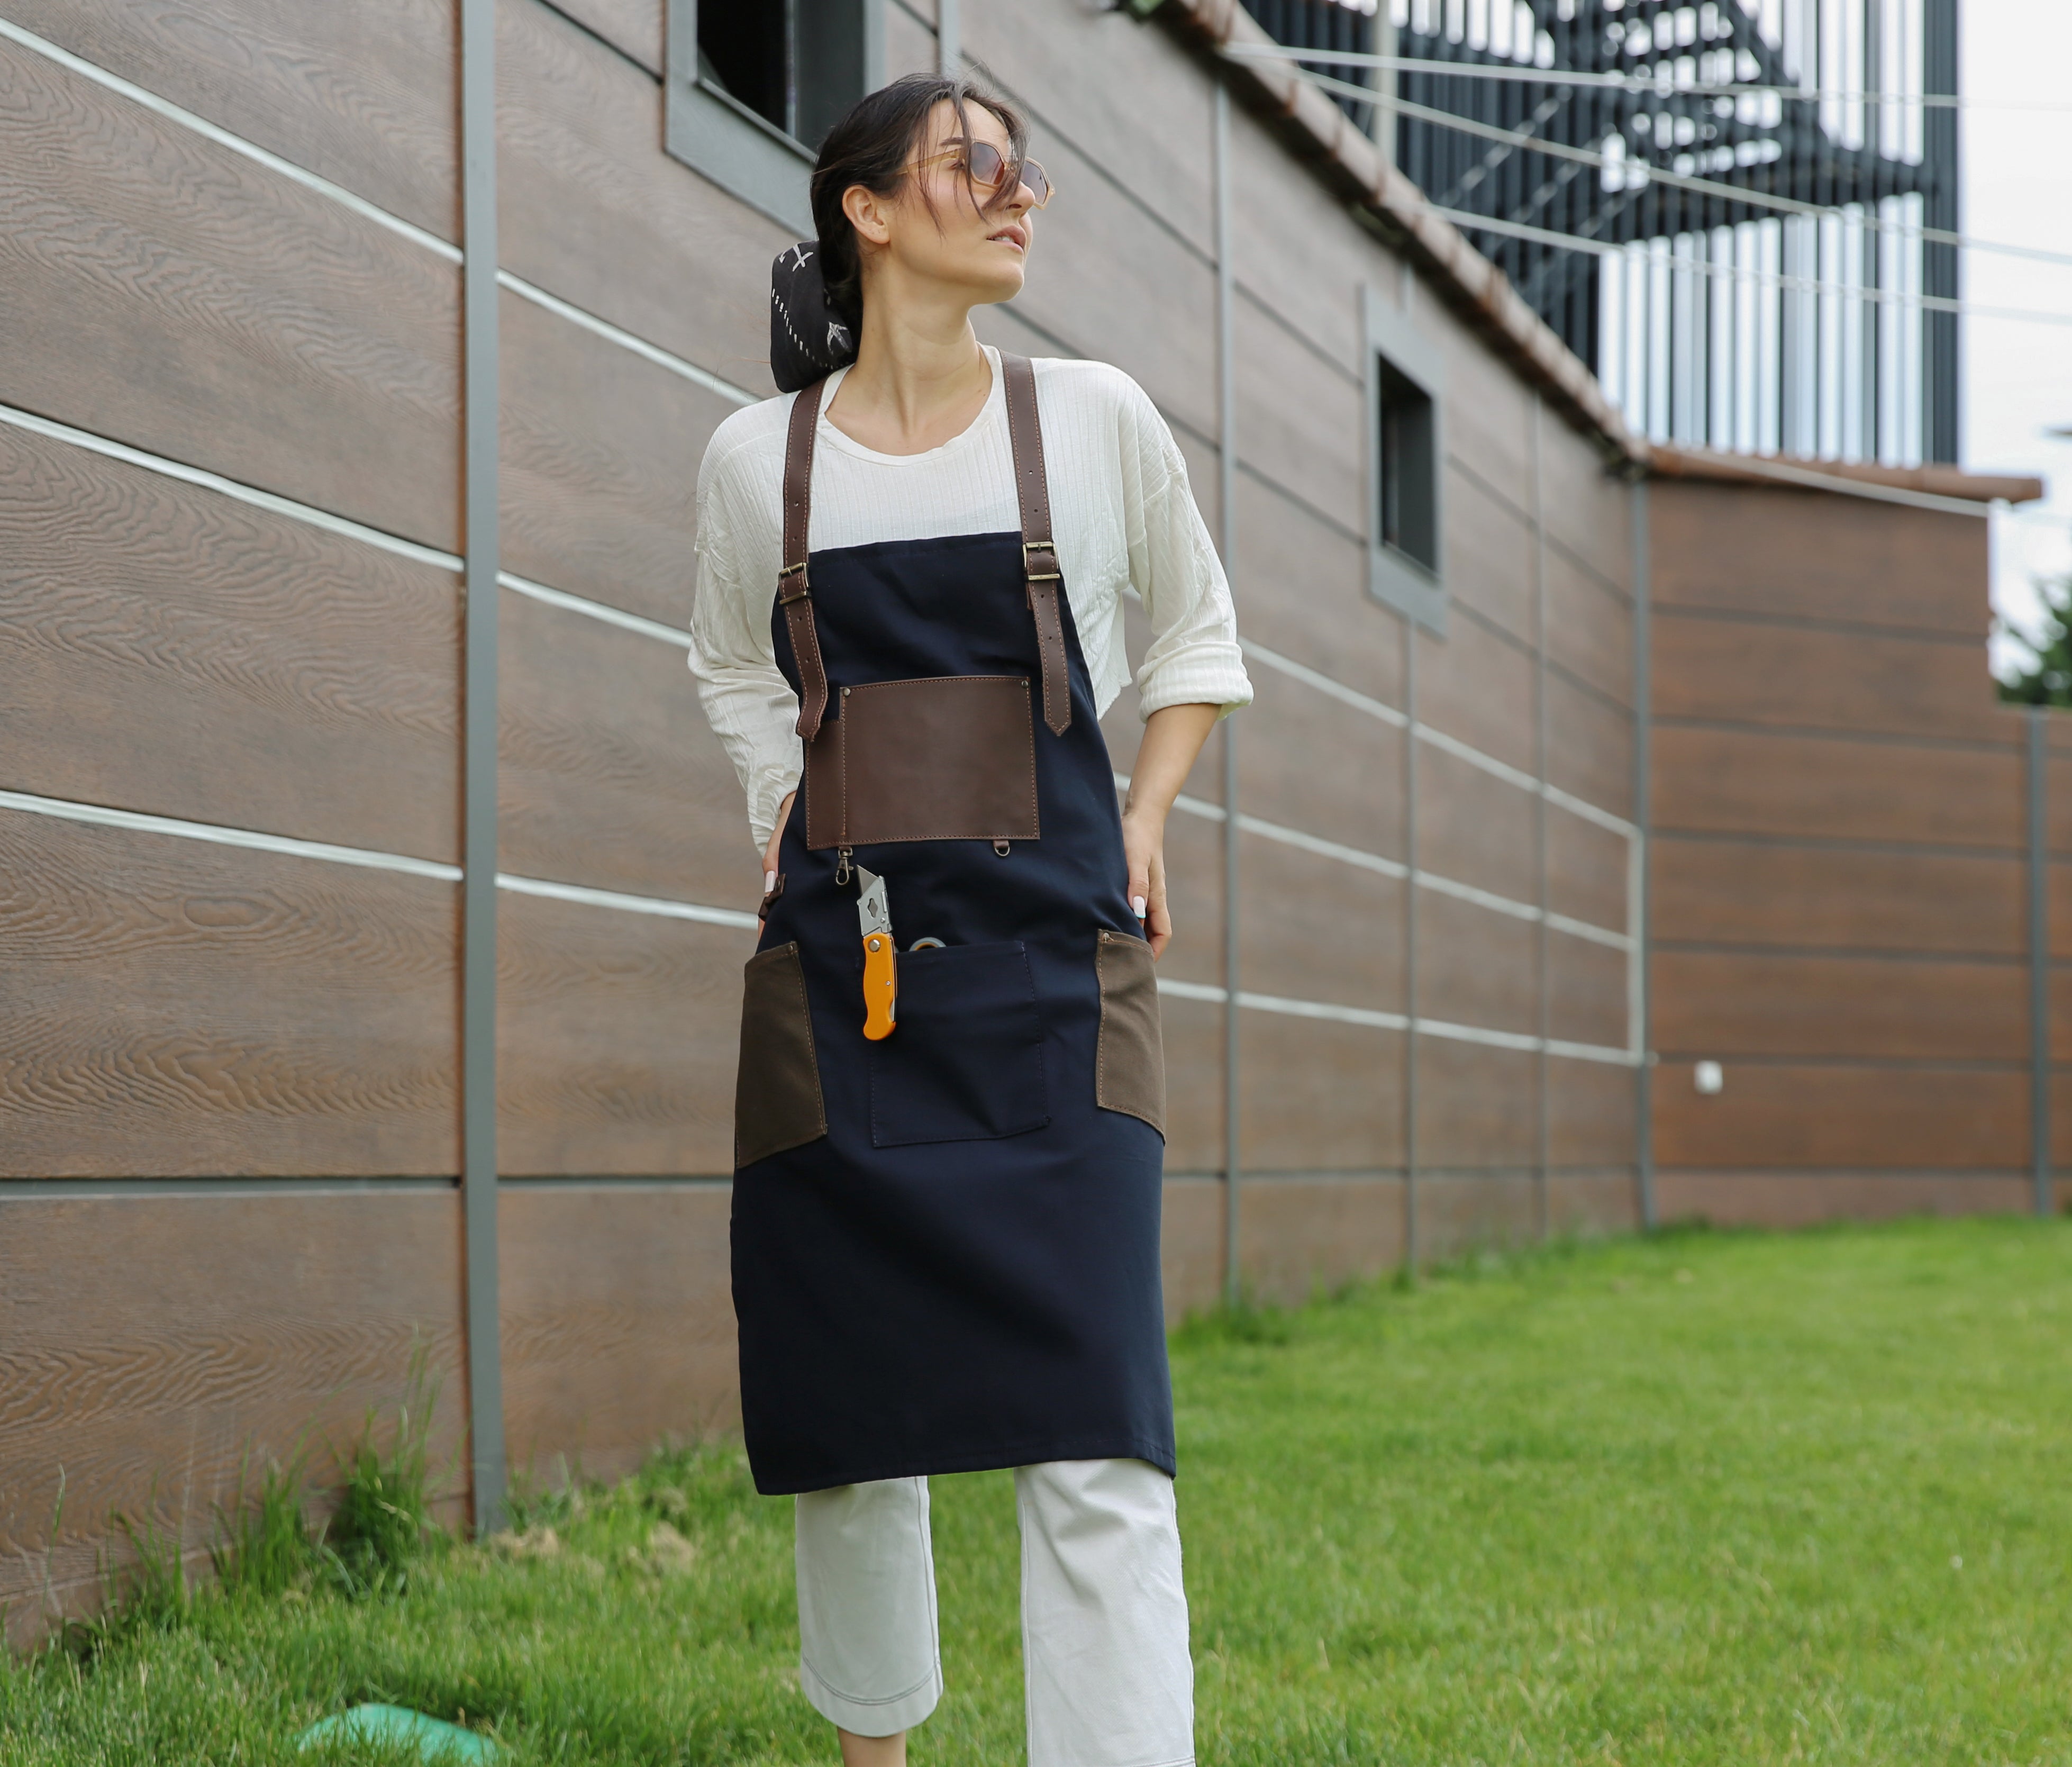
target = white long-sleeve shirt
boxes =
[689,347,1252,848]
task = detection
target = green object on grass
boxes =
[297,1703,498,1762]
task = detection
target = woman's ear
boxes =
[843,182,894,249]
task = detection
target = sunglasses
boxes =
[922,139,1053,210]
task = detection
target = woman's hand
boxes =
[1121,805,1173,958]
[1122,703,1220,959]
[758,791,796,929]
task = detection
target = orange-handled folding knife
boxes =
[857,866,897,1040]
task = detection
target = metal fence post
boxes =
[460,0,506,1537]
[1632,481,1656,1231]
[1214,79,1242,1308]
[2030,709,2052,1218]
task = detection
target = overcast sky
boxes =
[1964,0,2071,674]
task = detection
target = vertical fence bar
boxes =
[937,0,959,77]
[1214,80,1242,1308]
[1532,397,1549,1242]
[1632,480,1656,1231]
[2031,710,2052,1218]
[459,0,505,1538]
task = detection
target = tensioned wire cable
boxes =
[1243,56,2072,275]
[1222,40,2072,113]
[1432,204,2072,328]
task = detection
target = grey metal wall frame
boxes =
[1531,396,1549,1240]
[1630,481,1655,1231]
[2029,710,2051,1218]
[460,0,507,1538]
[1213,79,1242,1307]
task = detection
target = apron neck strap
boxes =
[1002,354,1073,736]
[779,378,831,741]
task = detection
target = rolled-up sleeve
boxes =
[688,451,803,851]
[1120,386,1252,721]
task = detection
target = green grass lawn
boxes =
[5,1217,2069,1765]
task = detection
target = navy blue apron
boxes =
[729,357,1175,1496]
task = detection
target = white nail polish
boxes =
[1131,895,1147,919]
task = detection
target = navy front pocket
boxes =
[867,940,1050,1147]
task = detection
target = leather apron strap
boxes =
[779,377,831,741]
[776,355,1071,742]
[1001,353,1072,736]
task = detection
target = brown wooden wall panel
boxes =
[1547,932,1628,1052]
[1546,1058,1637,1167]
[1657,1171,2033,1229]
[1233,474,1402,706]
[1653,950,2026,1061]
[541,0,662,73]
[1416,741,1538,907]
[0,813,457,1178]
[1417,895,1539,1037]
[5,0,460,240]
[1239,1018,1402,1171]
[1547,1168,1641,1235]
[2048,970,2072,1058]
[1650,483,1988,635]
[1416,617,1538,778]
[1546,670,1634,822]
[1444,463,1535,641]
[971,0,1215,258]
[1546,545,1633,711]
[1149,809,1226,991]
[884,1,937,77]
[500,1185,736,1485]
[1235,295,1364,534]
[1415,1171,1538,1255]
[0,1190,465,1644]
[0,37,461,550]
[1541,433,1629,591]
[1236,833,1402,1012]
[1653,615,2008,744]
[1159,1176,1225,1320]
[497,893,741,1175]
[2048,863,2072,957]
[1439,315,1535,495]
[1653,1063,2026,1168]
[1653,839,2024,955]
[1239,1177,1405,1303]
[0,423,459,861]
[497,591,759,911]
[1006,140,1216,445]
[1159,995,1226,1177]
[2050,1074,2072,1174]
[1547,808,1630,935]
[1414,1039,1537,1167]
[499,285,735,626]
[1228,104,1370,377]
[496,0,781,397]
[1238,667,1404,863]
[1651,725,2023,848]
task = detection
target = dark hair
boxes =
[809,73,1029,332]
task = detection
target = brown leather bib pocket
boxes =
[1095,929,1166,1137]
[735,943,828,1168]
[804,675,1040,850]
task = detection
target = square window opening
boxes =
[1376,355,1438,576]
[697,0,867,154]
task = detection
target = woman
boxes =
[689,72,1250,1767]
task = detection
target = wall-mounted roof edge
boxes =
[1647,444,2045,508]
[1152,0,2047,514]
[1155,0,1641,465]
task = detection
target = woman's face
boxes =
[852,100,1037,307]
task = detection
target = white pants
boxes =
[794,1458,1194,1767]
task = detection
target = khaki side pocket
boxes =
[1095,929,1165,1137]
[735,943,828,1168]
